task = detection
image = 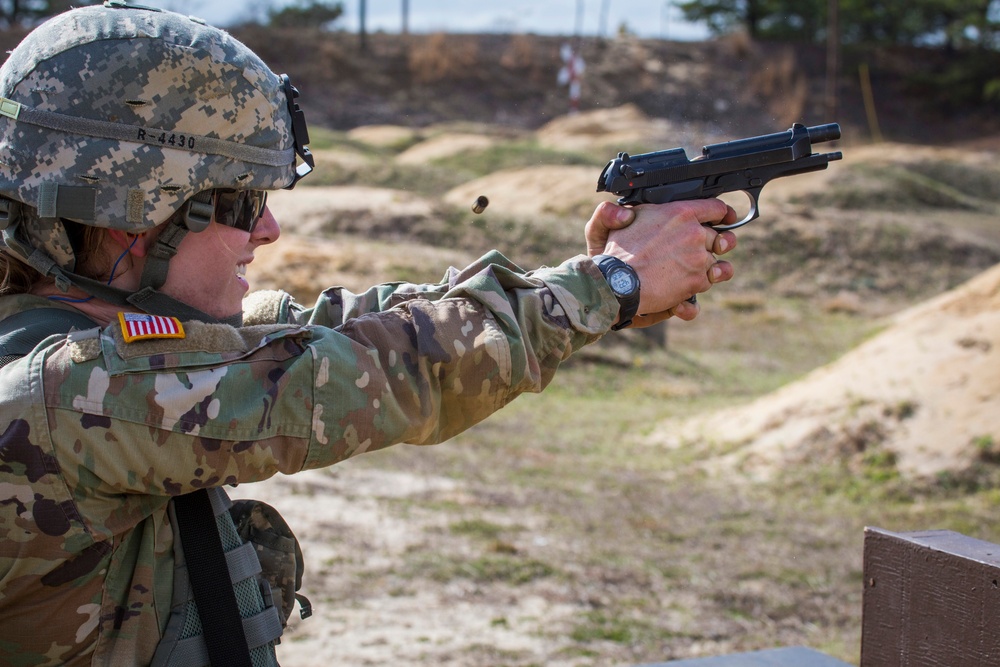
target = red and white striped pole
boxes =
[558,43,585,114]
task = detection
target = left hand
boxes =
[585,200,636,256]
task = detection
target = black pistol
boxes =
[597,123,843,230]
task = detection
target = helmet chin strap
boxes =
[124,191,244,327]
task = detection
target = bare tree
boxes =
[826,0,839,120]
[359,0,367,52]
[243,0,275,25]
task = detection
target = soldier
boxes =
[0,3,737,666]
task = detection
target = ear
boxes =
[107,229,150,258]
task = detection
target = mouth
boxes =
[235,259,253,290]
[236,256,254,277]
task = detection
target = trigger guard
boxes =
[711,189,761,231]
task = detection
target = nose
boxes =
[251,205,281,246]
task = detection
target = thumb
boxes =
[585,201,635,256]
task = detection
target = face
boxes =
[158,206,280,319]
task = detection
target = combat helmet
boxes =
[0,1,314,323]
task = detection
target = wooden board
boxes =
[862,527,1000,666]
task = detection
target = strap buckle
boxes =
[183,191,213,232]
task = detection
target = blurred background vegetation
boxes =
[5,0,1000,114]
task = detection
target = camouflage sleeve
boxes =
[44,253,616,499]
[250,251,555,328]
[298,253,617,469]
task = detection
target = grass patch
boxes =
[806,161,1000,212]
[301,155,465,195]
[570,612,638,643]
[407,553,558,585]
[449,518,510,541]
[570,611,683,645]
[427,140,598,176]
[299,135,596,199]
[304,126,367,152]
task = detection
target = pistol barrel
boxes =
[807,123,841,144]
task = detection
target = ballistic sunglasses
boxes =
[213,188,268,233]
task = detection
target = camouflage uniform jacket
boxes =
[0,251,616,665]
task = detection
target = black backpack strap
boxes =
[0,307,97,368]
[172,489,254,667]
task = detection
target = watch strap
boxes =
[592,254,640,331]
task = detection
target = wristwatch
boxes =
[592,254,640,331]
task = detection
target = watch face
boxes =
[608,267,636,295]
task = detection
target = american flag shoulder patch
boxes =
[117,312,186,343]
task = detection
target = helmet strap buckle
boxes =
[183,191,213,232]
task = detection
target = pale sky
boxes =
[146,0,709,40]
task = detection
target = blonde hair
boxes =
[0,250,40,295]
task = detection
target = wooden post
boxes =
[862,527,1000,666]
[858,64,883,143]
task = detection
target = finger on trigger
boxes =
[692,198,733,225]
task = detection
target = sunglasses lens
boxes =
[214,189,267,232]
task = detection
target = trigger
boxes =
[713,188,761,231]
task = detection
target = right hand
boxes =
[598,199,738,327]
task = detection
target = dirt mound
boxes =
[395,133,498,165]
[266,185,437,235]
[651,263,1000,480]
[248,232,471,305]
[535,103,677,152]
[250,187,471,302]
[346,124,422,148]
